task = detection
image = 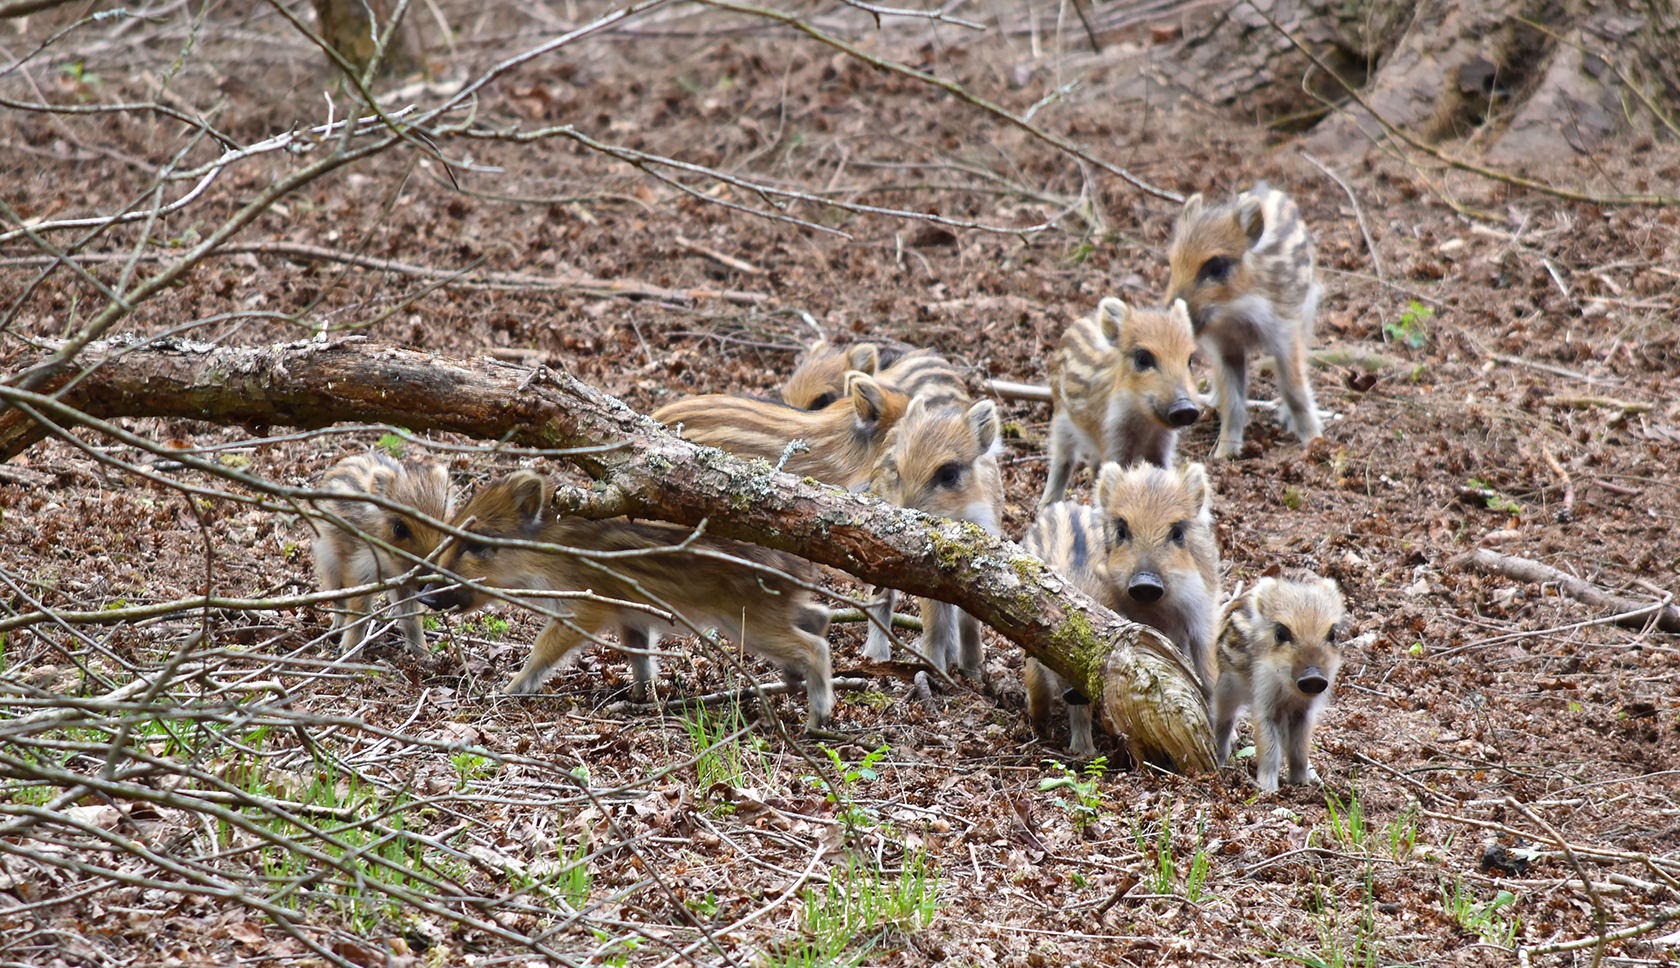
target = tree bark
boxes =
[311,0,417,81]
[1163,0,1677,164]
[0,337,1216,773]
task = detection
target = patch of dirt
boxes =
[2,3,1679,966]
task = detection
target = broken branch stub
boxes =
[0,337,1216,772]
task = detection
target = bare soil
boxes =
[3,4,1680,966]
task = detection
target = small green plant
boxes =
[1038,756,1107,830]
[1466,478,1524,515]
[1381,807,1418,862]
[1383,300,1431,349]
[683,701,750,793]
[1270,876,1393,968]
[1441,879,1519,947]
[803,851,939,957]
[1325,786,1368,853]
[1283,485,1305,510]
[465,615,510,639]
[802,744,890,828]
[1183,841,1211,903]
[686,891,719,919]
[450,751,493,789]
[556,836,592,912]
[1151,818,1177,895]
[376,432,407,457]
[588,928,640,967]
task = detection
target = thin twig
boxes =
[1301,151,1383,280]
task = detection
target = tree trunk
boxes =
[0,337,1217,774]
[311,0,417,81]
[1162,0,1677,164]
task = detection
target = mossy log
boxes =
[0,337,1216,772]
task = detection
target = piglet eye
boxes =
[933,461,964,488]
[1113,518,1130,542]
[391,519,412,541]
[1197,256,1234,283]
[809,392,837,410]
[1169,522,1186,544]
[1326,625,1340,644]
[1275,624,1294,644]
[462,541,490,558]
[1132,349,1156,371]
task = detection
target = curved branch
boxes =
[0,338,1216,773]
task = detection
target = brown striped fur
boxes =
[419,472,834,728]
[311,452,451,655]
[782,339,969,413]
[1040,297,1202,507]
[1022,462,1220,755]
[864,397,1005,677]
[651,372,911,491]
[1212,572,1345,792]
[1165,181,1323,459]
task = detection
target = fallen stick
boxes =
[912,670,940,714]
[1309,347,1403,372]
[1543,395,1652,414]
[0,242,771,305]
[1491,353,1622,386]
[986,379,1052,403]
[1455,549,1680,634]
[1593,479,1640,496]
[674,235,765,275]
[607,676,872,715]
[1302,151,1384,281]
[1541,445,1572,522]
[828,608,923,631]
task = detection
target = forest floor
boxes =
[2,3,1680,966]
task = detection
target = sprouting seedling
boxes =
[1383,300,1432,349]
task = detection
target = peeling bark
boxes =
[0,337,1218,773]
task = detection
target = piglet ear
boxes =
[1168,299,1193,333]
[846,343,881,375]
[1318,576,1347,615]
[967,399,1000,454]
[1177,192,1206,229]
[367,463,398,498]
[416,461,452,517]
[1247,576,1279,622]
[903,395,928,424]
[506,471,548,530]
[846,371,888,426]
[1095,297,1131,344]
[1180,461,1211,515]
[1237,194,1266,247]
[1094,461,1124,509]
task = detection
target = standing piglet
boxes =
[419,472,835,730]
[1023,461,1220,755]
[311,452,449,654]
[865,396,1005,678]
[1165,181,1322,459]
[1212,572,1347,792]
[1039,297,1201,507]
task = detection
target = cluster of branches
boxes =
[2,0,1675,962]
[0,2,1216,960]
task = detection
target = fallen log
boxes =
[0,337,1216,773]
